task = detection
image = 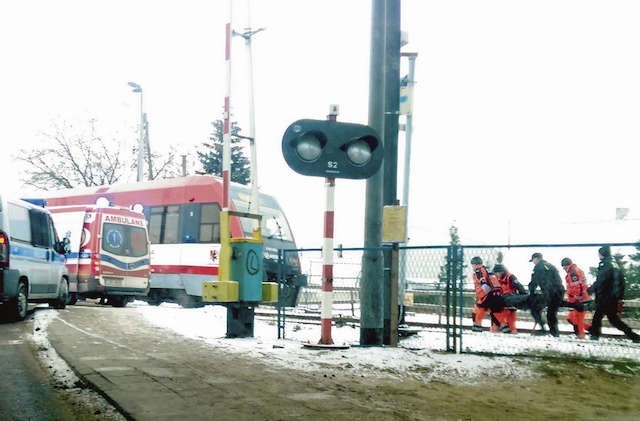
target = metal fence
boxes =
[276,242,640,361]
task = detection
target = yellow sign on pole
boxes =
[382,205,407,243]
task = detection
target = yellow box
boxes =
[261,282,278,303]
[202,281,239,302]
[403,292,414,306]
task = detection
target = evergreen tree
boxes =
[625,244,640,300]
[198,120,251,185]
[437,225,466,290]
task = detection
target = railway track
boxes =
[255,308,637,340]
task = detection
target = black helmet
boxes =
[470,256,483,265]
[561,257,572,267]
[493,263,506,273]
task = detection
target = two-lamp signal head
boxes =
[282,119,383,179]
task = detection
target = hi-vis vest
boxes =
[565,263,589,303]
[473,266,501,303]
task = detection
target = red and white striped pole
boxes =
[222,4,232,211]
[319,109,338,345]
[320,177,335,344]
[219,1,233,283]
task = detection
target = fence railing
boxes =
[277,242,640,360]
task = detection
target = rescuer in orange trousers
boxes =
[493,263,527,333]
[470,256,509,333]
[561,257,591,339]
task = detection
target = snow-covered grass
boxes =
[133,302,536,382]
[131,301,639,383]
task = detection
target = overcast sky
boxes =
[2,0,640,251]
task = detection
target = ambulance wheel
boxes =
[67,293,78,305]
[147,291,162,306]
[50,278,68,309]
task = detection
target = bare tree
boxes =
[17,118,181,190]
[16,119,126,189]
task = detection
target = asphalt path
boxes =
[0,305,126,420]
[0,308,81,420]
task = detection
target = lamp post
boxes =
[128,81,144,182]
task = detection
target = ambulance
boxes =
[47,200,150,307]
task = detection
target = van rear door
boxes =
[99,211,150,293]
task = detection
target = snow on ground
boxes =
[31,300,640,391]
[133,301,640,383]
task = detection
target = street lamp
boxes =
[128,81,144,182]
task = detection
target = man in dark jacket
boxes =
[528,252,565,336]
[587,246,640,342]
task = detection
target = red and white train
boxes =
[29,175,305,307]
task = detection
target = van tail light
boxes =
[91,254,101,277]
[0,230,9,270]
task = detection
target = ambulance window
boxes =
[102,224,126,255]
[102,223,148,258]
[130,228,148,256]
[149,205,180,244]
[199,203,220,243]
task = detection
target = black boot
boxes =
[532,325,548,336]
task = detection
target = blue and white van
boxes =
[0,196,69,321]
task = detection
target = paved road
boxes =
[46,302,429,420]
[0,309,91,420]
[39,301,640,420]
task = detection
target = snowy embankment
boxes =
[133,302,640,382]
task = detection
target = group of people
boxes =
[470,246,640,343]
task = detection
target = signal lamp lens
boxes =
[346,139,372,166]
[295,134,323,162]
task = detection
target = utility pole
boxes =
[361,0,386,346]
[128,81,144,182]
[398,51,417,324]
[143,113,153,180]
[381,0,401,345]
[361,0,401,346]
[233,2,264,228]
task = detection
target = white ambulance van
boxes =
[47,202,150,307]
[0,196,69,321]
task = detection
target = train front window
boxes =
[262,208,293,242]
[199,203,220,243]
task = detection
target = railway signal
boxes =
[282,108,382,347]
[281,118,383,179]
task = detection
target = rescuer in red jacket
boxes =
[493,264,527,333]
[561,257,591,339]
[470,256,509,333]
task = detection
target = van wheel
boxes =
[50,279,68,309]
[10,282,29,321]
